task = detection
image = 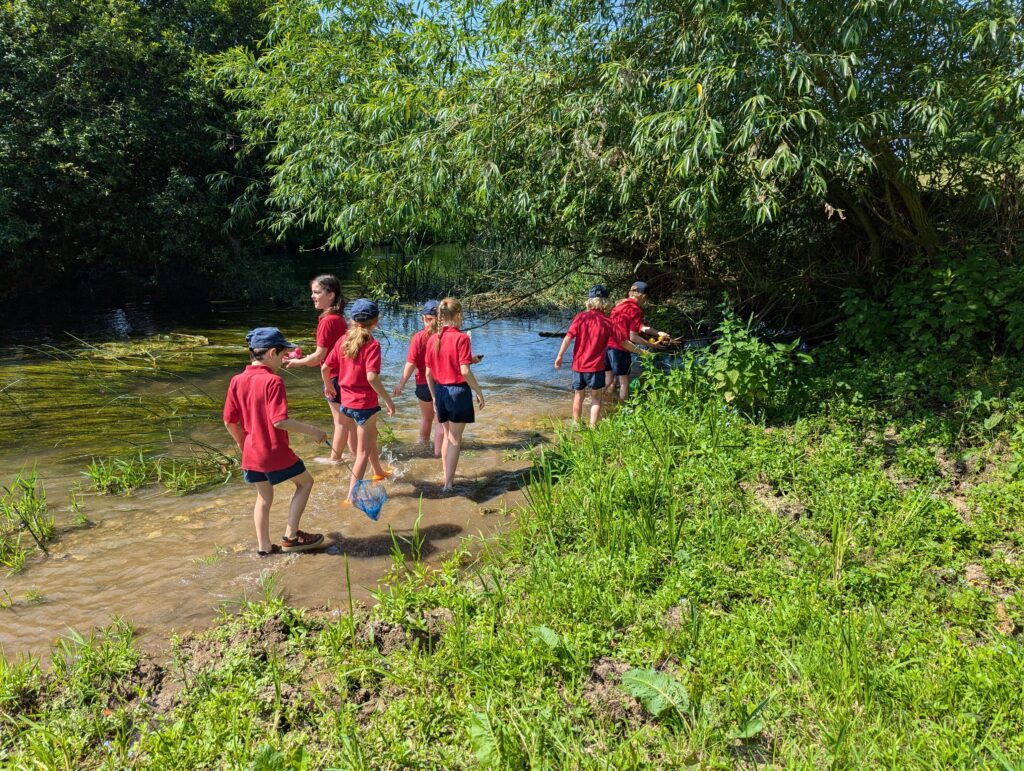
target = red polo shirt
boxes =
[425,327,472,385]
[317,314,347,377]
[406,328,432,385]
[567,309,613,372]
[223,365,300,472]
[608,297,644,351]
[324,337,382,409]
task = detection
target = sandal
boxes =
[341,499,353,508]
[281,530,325,553]
[258,544,283,557]
[371,470,393,482]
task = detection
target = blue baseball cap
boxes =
[421,299,439,316]
[587,284,609,299]
[246,327,296,350]
[630,281,649,294]
[349,298,380,322]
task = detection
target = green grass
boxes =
[1,365,1022,767]
[0,470,54,574]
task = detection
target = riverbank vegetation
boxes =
[2,320,1021,766]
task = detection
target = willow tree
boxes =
[210,0,1024,311]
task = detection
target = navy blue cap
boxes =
[630,281,649,294]
[246,327,296,350]
[420,299,439,316]
[349,298,380,322]
[587,284,609,299]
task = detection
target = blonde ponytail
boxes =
[342,322,373,359]
[434,297,463,355]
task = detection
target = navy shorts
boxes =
[606,349,632,377]
[341,405,381,425]
[325,376,341,405]
[243,459,306,485]
[572,370,606,391]
[414,384,432,402]
[434,383,475,424]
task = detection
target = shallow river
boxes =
[0,302,571,659]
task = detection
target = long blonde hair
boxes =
[433,297,463,355]
[342,319,375,359]
[586,296,612,313]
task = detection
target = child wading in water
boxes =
[393,300,444,456]
[223,327,327,555]
[322,299,396,506]
[425,298,484,492]
[555,285,638,427]
[285,274,354,462]
[606,280,670,401]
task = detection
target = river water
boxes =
[0,299,572,659]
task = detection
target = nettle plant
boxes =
[705,312,813,415]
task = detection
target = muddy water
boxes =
[0,306,571,659]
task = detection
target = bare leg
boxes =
[438,420,451,479]
[434,422,444,458]
[589,387,604,427]
[347,414,379,501]
[618,373,631,402]
[253,482,274,552]
[442,421,467,491]
[417,399,434,443]
[328,401,348,461]
[572,389,585,423]
[285,471,314,538]
[365,414,386,476]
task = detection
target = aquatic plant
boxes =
[0,471,54,574]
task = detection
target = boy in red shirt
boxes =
[223,327,328,556]
[555,285,639,426]
[606,281,670,402]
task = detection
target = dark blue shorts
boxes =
[243,459,306,485]
[434,383,475,424]
[341,405,381,425]
[414,383,432,402]
[325,376,341,405]
[606,349,632,377]
[572,370,606,391]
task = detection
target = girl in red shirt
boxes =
[393,299,443,455]
[425,298,485,492]
[285,274,353,461]
[321,299,395,506]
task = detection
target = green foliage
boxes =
[0,471,54,574]
[209,0,1024,315]
[0,0,272,310]
[703,311,812,415]
[619,668,689,722]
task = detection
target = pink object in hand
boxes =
[284,347,302,361]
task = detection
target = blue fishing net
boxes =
[352,479,388,521]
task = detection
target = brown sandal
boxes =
[258,544,283,557]
[281,530,325,553]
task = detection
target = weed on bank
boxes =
[1,360,1022,767]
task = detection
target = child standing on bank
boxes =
[555,285,638,427]
[393,300,443,456]
[425,298,485,492]
[322,299,396,506]
[606,280,670,401]
[285,274,353,462]
[223,327,327,556]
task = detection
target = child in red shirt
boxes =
[223,327,328,556]
[393,299,443,455]
[321,299,396,506]
[425,297,485,492]
[555,285,639,427]
[606,281,670,401]
[284,274,353,462]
